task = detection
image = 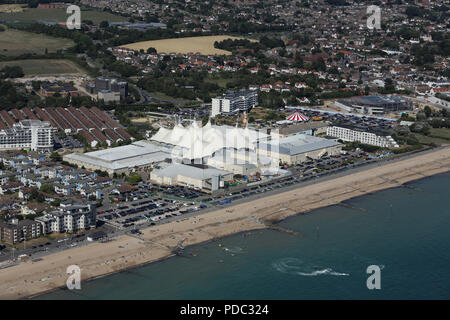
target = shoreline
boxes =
[31,172,450,299]
[0,146,449,300]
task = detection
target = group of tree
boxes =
[0,80,29,110]
[0,66,24,79]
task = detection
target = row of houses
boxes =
[0,152,111,201]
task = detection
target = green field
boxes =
[0,59,85,75]
[0,26,74,56]
[414,128,450,146]
[0,8,127,24]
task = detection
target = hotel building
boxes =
[0,120,53,152]
[327,125,399,148]
[211,90,258,117]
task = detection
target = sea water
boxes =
[36,172,450,299]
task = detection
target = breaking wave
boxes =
[223,246,244,254]
[272,258,349,277]
[297,268,349,277]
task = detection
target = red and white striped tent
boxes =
[286,111,309,122]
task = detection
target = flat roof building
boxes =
[150,163,233,193]
[335,95,412,115]
[257,134,342,165]
[63,140,171,175]
[40,82,79,97]
[277,121,329,137]
[98,90,121,103]
[0,219,42,245]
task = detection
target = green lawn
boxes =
[204,76,232,88]
[0,26,74,56]
[414,128,450,146]
[150,91,195,103]
[429,128,450,140]
[0,59,86,75]
[0,8,127,24]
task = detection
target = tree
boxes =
[99,21,109,28]
[423,106,432,118]
[40,184,55,194]
[50,152,62,162]
[126,173,142,184]
[0,66,24,79]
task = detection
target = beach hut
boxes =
[286,111,309,122]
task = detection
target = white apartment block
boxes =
[36,201,96,234]
[327,126,399,148]
[0,120,53,152]
[211,90,258,117]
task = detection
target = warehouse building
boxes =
[277,121,329,138]
[257,134,342,165]
[335,95,412,115]
[63,140,171,175]
[150,163,233,193]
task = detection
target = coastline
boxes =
[0,147,449,300]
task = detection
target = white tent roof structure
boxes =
[150,121,268,160]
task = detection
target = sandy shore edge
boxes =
[0,147,449,299]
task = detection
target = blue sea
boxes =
[37,172,450,299]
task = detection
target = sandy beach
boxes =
[0,147,449,299]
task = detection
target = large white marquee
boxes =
[151,121,269,159]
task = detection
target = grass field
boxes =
[0,26,75,56]
[0,8,126,24]
[0,59,86,76]
[122,35,256,55]
[0,4,25,13]
[414,128,450,146]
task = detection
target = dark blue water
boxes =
[37,173,450,299]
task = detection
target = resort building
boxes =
[0,120,53,152]
[257,134,342,165]
[150,163,233,193]
[63,140,172,175]
[211,90,258,117]
[327,125,399,148]
[150,120,270,162]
